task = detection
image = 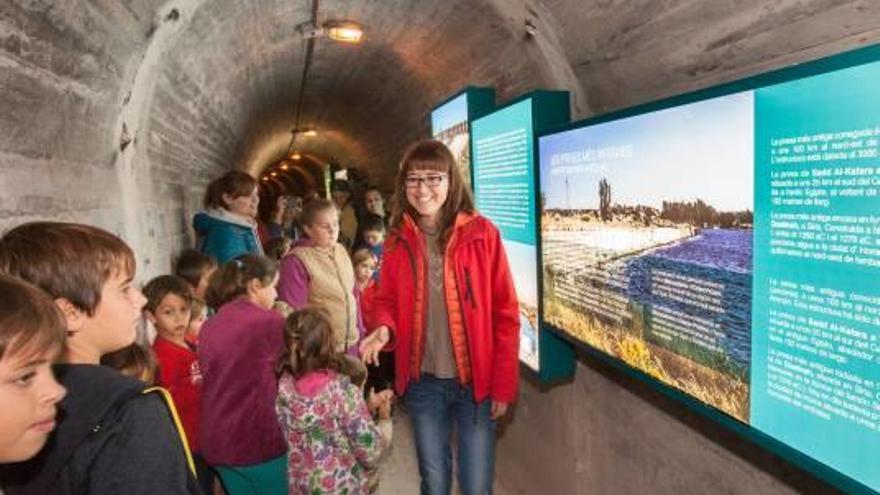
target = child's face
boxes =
[187,310,207,340]
[148,293,191,342]
[363,229,384,248]
[303,209,340,249]
[224,188,259,219]
[0,348,66,462]
[252,273,280,310]
[77,270,147,359]
[355,260,375,284]
[194,267,216,300]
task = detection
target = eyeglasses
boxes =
[405,173,447,189]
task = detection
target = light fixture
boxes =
[280,163,289,170]
[291,153,302,160]
[291,128,317,138]
[324,21,364,43]
[299,20,364,44]
[271,172,278,177]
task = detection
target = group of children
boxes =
[0,195,393,494]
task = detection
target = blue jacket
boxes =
[193,210,262,263]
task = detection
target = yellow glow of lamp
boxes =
[291,153,302,160]
[324,21,364,43]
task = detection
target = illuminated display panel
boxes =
[539,49,880,494]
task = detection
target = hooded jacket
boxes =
[193,209,263,263]
[366,212,520,404]
[0,364,201,495]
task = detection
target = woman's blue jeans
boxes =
[404,374,496,495]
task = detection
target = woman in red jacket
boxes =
[360,140,520,495]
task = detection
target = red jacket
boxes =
[366,212,520,403]
[152,337,202,453]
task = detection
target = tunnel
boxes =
[3,1,879,493]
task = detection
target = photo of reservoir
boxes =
[539,91,755,421]
[432,93,473,187]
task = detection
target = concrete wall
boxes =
[496,352,844,494]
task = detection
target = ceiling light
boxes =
[291,153,302,160]
[271,172,278,177]
[302,129,317,137]
[299,20,364,44]
[280,163,289,170]
[324,21,364,43]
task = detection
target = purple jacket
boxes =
[197,298,286,466]
[277,239,365,353]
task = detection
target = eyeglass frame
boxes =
[404,173,448,189]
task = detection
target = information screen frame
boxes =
[537,44,880,495]
[430,86,496,188]
[471,91,575,382]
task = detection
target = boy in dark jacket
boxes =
[0,222,202,495]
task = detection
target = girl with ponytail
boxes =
[197,255,287,494]
[275,308,393,494]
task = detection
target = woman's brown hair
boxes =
[276,308,344,378]
[389,140,474,249]
[205,254,278,308]
[203,171,258,210]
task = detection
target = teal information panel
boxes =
[473,92,573,379]
[539,47,880,493]
[752,61,880,492]
[474,99,541,370]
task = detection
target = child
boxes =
[199,255,287,495]
[186,298,208,348]
[350,250,394,394]
[0,222,200,494]
[100,343,158,384]
[278,199,363,354]
[0,274,66,464]
[175,249,218,302]
[264,236,292,261]
[275,308,392,495]
[359,213,386,278]
[143,275,212,495]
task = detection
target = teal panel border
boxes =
[537,43,880,495]
[472,90,576,382]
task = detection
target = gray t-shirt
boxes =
[420,230,458,378]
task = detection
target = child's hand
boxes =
[368,388,394,418]
[376,392,394,420]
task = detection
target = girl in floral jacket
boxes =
[276,308,392,494]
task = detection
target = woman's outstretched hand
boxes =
[359,326,390,366]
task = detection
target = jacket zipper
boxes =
[463,267,477,310]
[395,236,422,379]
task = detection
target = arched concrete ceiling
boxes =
[139,0,581,190]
